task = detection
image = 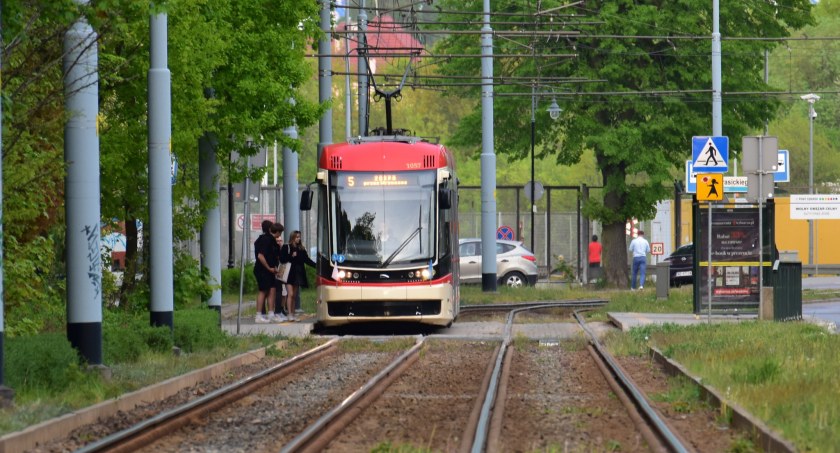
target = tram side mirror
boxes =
[439,188,451,210]
[300,189,313,211]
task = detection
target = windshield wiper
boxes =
[381,226,421,268]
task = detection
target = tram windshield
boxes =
[330,170,436,267]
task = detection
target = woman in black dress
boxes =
[279,230,316,322]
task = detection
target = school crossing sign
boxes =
[692,136,729,173]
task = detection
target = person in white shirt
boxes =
[628,230,651,290]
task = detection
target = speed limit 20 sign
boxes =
[651,242,664,256]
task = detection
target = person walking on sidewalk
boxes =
[628,230,650,290]
[588,234,602,282]
[279,230,316,322]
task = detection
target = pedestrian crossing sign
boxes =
[692,136,728,173]
[697,173,724,201]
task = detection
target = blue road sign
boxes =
[775,150,790,183]
[692,136,729,173]
[496,225,514,241]
[685,160,697,193]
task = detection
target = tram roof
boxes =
[321,136,450,172]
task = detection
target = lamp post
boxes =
[801,93,819,270]
[528,85,561,253]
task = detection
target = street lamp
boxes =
[529,88,562,254]
[801,93,819,270]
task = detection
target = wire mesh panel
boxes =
[458,186,581,281]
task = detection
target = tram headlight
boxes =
[420,268,432,280]
[336,270,346,280]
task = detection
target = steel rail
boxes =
[574,310,691,453]
[468,301,605,452]
[280,336,426,453]
[74,339,339,453]
[461,299,607,313]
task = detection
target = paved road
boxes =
[802,276,840,291]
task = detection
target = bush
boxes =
[103,313,174,363]
[221,263,257,294]
[173,252,213,309]
[174,308,231,353]
[5,333,84,393]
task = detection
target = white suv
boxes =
[458,238,539,287]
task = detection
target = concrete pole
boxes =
[318,0,333,162]
[148,11,174,330]
[358,2,369,136]
[808,102,815,268]
[711,0,722,136]
[480,0,497,292]
[283,98,300,238]
[64,0,103,366]
[530,83,536,254]
[199,131,222,313]
[345,11,353,139]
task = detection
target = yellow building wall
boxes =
[675,196,840,264]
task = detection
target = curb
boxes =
[0,342,281,453]
[649,347,797,453]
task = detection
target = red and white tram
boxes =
[301,135,459,327]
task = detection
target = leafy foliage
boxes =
[103,312,173,363]
[5,333,84,393]
[173,307,232,353]
[2,1,323,333]
[433,0,814,286]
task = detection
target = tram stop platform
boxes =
[222,301,840,339]
[607,312,756,332]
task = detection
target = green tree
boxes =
[433,0,814,286]
[1,0,323,332]
[96,0,323,308]
[768,1,840,194]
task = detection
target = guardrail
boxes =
[540,263,840,283]
[802,264,840,275]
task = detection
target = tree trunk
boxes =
[602,221,629,288]
[601,163,630,288]
[119,212,139,308]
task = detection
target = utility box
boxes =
[656,262,670,300]
[773,260,802,321]
[779,250,799,262]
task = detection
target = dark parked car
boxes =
[663,243,694,287]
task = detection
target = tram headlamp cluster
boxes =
[334,270,360,281]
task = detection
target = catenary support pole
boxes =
[199,122,222,313]
[148,9,174,330]
[480,0,498,292]
[345,10,352,138]
[530,83,536,255]
[711,0,722,136]
[64,0,104,366]
[319,0,333,162]
[283,99,300,239]
[358,2,369,136]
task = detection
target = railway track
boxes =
[68,303,741,452]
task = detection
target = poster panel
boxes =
[697,208,761,304]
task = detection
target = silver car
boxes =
[458,238,539,287]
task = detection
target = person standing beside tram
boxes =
[253,220,283,323]
[279,230,316,322]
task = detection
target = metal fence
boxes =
[179,185,586,281]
